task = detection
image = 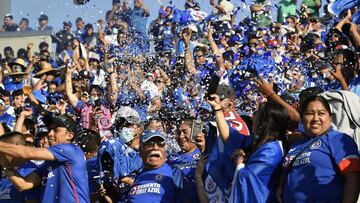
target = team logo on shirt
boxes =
[310,140,321,149]
[129,183,161,195]
[192,153,200,159]
[205,176,217,194]
[155,174,164,182]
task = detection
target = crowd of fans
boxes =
[0,0,359,202]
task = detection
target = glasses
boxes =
[195,55,205,58]
[143,140,166,148]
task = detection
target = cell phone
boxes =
[206,74,220,100]
[191,119,203,141]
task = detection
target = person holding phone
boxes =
[168,117,205,203]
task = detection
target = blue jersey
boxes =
[86,156,100,195]
[168,148,201,202]
[0,162,40,203]
[231,141,284,203]
[283,130,360,202]
[128,163,186,203]
[37,144,90,203]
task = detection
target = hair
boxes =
[299,87,324,106]
[0,131,25,144]
[75,129,101,153]
[17,48,27,59]
[20,18,29,25]
[249,101,290,153]
[194,46,207,55]
[12,89,23,97]
[179,117,195,128]
[300,95,331,118]
[4,46,14,55]
[4,15,13,20]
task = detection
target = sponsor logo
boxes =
[130,183,161,195]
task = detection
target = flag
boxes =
[97,138,143,179]
[172,8,208,25]
[329,0,360,17]
[205,112,251,199]
[231,141,283,203]
[223,110,250,136]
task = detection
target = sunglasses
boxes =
[143,140,166,148]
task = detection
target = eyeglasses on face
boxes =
[143,140,166,148]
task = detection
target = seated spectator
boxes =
[18,18,33,32]
[35,14,53,32]
[1,14,18,32]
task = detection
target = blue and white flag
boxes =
[97,138,143,179]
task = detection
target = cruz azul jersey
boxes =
[283,130,360,202]
[168,148,201,202]
[0,161,40,203]
[37,144,90,203]
[129,163,186,203]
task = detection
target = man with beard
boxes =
[129,130,189,203]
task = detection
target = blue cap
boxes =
[32,90,47,104]
[141,130,166,143]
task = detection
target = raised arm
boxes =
[65,65,79,107]
[329,64,349,91]
[207,94,230,143]
[254,76,300,122]
[136,0,150,17]
[207,25,225,71]
[14,109,33,133]
[107,64,119,106]
[183,30,196,75]
[0,141,55,161]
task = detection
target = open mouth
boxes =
[148,151,161,159]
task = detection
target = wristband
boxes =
[214,108,222,112]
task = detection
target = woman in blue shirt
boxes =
[282,95,360,203]
[231,101,290,203]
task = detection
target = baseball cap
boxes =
[43,114,78,133]
[63,20,72,27]
[38,14,48,21]
[141,130,166,143]
[112,106,141,126]
[75,17,83,23]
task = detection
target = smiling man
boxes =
[0,114,90,203]
[129,130,189,203]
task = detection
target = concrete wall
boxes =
[0,0,11,23]
[0,31,52,57]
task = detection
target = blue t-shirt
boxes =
[4,77,22,93]
[0,162,40,203]
[168,148,201,202]
[128,163,186,203]
[283,130,360,202]
[129,7,149,37]
[349,75,360,96]
[37,144,90,203]
[86,156,100,195]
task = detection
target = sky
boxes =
[9,0,327,32]
[9,0,250,31]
